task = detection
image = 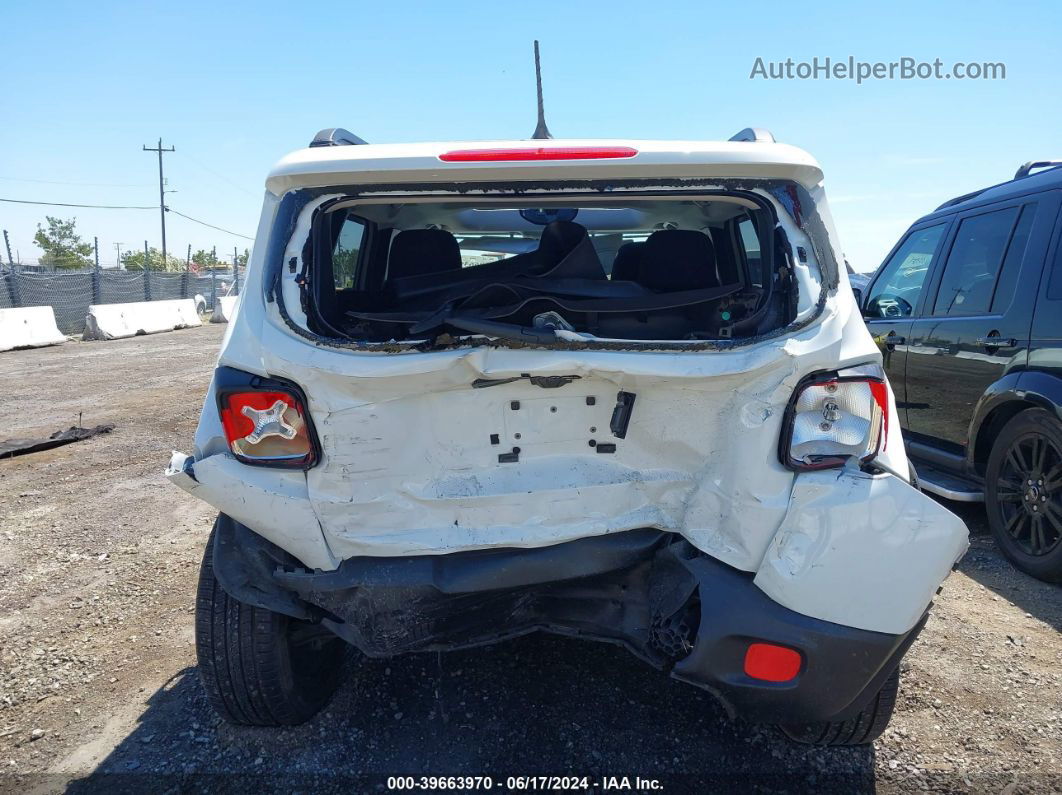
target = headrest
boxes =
[640,230,718,291]
[537,220,589,262]
[610,242,645,281]
[388,229,462,280]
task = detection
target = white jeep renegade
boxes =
[167,127,969,745]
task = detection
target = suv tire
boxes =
[985,409,1062,583]
[779,666,899,746]
[195,531,346,725]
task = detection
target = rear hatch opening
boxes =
[283,189,808,348]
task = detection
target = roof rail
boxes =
[1015,160,1062,179]
[728,128,776,143]
[309,128,369,148]
[935,189,988,211]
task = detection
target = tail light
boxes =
[779,364,888,471]
[218,387,317,468]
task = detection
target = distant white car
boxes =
[167,127,968,744]
[193,281,234,315]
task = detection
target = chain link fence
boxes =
[0,267,245,335]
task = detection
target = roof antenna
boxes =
[531,40,553,140]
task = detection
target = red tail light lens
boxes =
[219,389,317,468]
[780,364,889,471]
[439,146,638,162]
[744,643,803,683]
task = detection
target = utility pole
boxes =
[143,138,175,263]
[114,242,123,269]
[144,240,152,300]
[92,237,101,303]
[233,246,240,295]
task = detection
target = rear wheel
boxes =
[985,409,1062,583]
[195,531,347,725]
[780,666,899,746]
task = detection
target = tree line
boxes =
[31,215,248,271]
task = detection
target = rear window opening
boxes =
[297,194,796,346]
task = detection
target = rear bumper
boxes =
[211,514,926,725]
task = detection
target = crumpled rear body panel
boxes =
[304,354,795,565]
[221,294,866,569]
[179,290,916,575]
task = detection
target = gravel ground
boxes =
[0,324,1059,793]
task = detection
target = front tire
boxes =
[779,666,899,746]
[195,531,346,725]
[985,409,1062,583]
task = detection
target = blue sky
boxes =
[2,0,1058,270]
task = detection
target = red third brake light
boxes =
[744,642,803,683]
[439,146,638,162]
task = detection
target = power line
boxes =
[181,152,257,197]
[167,208,254,240]
[1,196,254,241]
[0,197,156,209]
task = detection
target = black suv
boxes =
[862,160,1062,582]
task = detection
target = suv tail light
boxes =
[218,388,317,468]
[779,364,888,471]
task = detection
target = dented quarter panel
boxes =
[167,447,338,572]
[754,470,969,634]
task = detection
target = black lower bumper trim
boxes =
[211,515,927,725]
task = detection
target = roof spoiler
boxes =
[728,128,776,143]
[309,128,369,148]
[1015,160,1062,179]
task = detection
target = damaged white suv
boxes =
[168,127,969,745]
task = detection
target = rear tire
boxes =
[195,530,346,726]
[985,409,1062,583]
[779,666,899,746]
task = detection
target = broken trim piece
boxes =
[0,424,115,459]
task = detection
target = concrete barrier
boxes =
[0,306,67,352]
[210,295,240,323]
[83,299,202,341]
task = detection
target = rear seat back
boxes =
[637,230,720,291]
[387,229,462,280]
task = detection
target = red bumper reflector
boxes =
[439,146,638,162]
[743,643,802,682]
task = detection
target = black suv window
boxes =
[866,224,947,318]
[932,205,1031,316]
[989,203,1036,313]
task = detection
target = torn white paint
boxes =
[0,306,66,352]
[754,469,969,634]
[84,299,201,340]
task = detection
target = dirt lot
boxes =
[0,324,1059,793]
